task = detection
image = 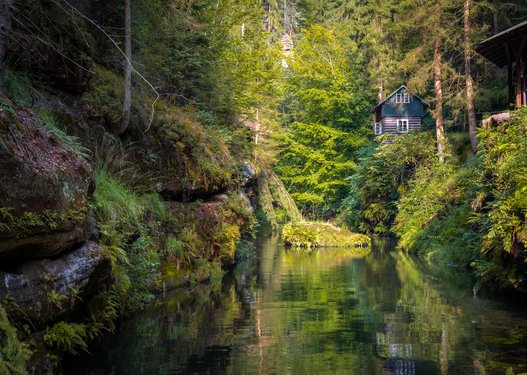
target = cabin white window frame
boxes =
[395,93,403,103]
[397,118,409,133]
[374,121,382,135]
[403,93,410,103]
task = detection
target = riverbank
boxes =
[338,108,527,294]
[0,1,264,371]
[282,221,370,248]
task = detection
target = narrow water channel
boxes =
[65,228,527,374]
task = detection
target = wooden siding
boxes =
[378,117,422,135]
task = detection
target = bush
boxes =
[338,132,436,234]
[282,221,371,248]
[350,109,527,292]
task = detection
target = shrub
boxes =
[43,322,91,355]
[0,305,31,374]
[338,132,436,234]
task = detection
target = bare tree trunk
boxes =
[117,0,132,135]
[0,0,13,89]
[493,2,499,33]
[464,0,478,153]
[434,37,445,162]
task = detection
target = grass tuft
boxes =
[2,69,34,107]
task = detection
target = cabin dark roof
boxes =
[476,21,527,67]
[371,85,427,113]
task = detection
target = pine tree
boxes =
[275,25,369,218]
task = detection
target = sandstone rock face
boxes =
[240,161,257,188]
[146,108,234,202]
[0,241,111,327]
[0,108,93,264]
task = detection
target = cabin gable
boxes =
[372,86,426,136]
[381,91,425,118]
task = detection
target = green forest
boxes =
[1,0,527,373]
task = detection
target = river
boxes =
[64,227,527,374]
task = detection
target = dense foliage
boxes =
[275,25,370,218]
[342,110,527,292]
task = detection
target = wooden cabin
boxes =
[372,85,427,136]
[476,21,527,107]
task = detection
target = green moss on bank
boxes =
[283,222,370,248]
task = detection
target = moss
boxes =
[0,207,86,238]
[283,221,371,248]
[152,103,234,195]
[82,65,125,129]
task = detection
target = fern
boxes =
[0,305,32,374]
[43,322,91,355]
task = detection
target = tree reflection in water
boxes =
[64,236,527,375]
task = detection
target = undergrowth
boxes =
[38,110,90,159]
[2,69,34,107]
[0,305,32,375]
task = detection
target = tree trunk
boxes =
[464,0,478,153]
[117,0,132,135]
[434,37,445,162]
[493,2,499,33]
[0,0,13,90]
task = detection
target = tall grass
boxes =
[92,169,145,223]
[2,69,34,107]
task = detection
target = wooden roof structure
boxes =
[476,21,527,106]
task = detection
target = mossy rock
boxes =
[0,241,110,327]
[0,101,93,263]
[282,222,371,249]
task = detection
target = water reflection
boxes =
[64,233,527,375]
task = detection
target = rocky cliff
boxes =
[0,0,258,372]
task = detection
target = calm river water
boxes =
[65,228,527,374]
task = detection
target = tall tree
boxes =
[275,25,369,218]
[0,0,13,89]
[429,1,448,163]
[401,0,459,162]
[117,0,132,135]
[464,0,478,153]
[434,35,445,162]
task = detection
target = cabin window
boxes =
[397,119,409,133]
[374,122,382,135]
[403,93,410,103]
[395,93,403,103]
